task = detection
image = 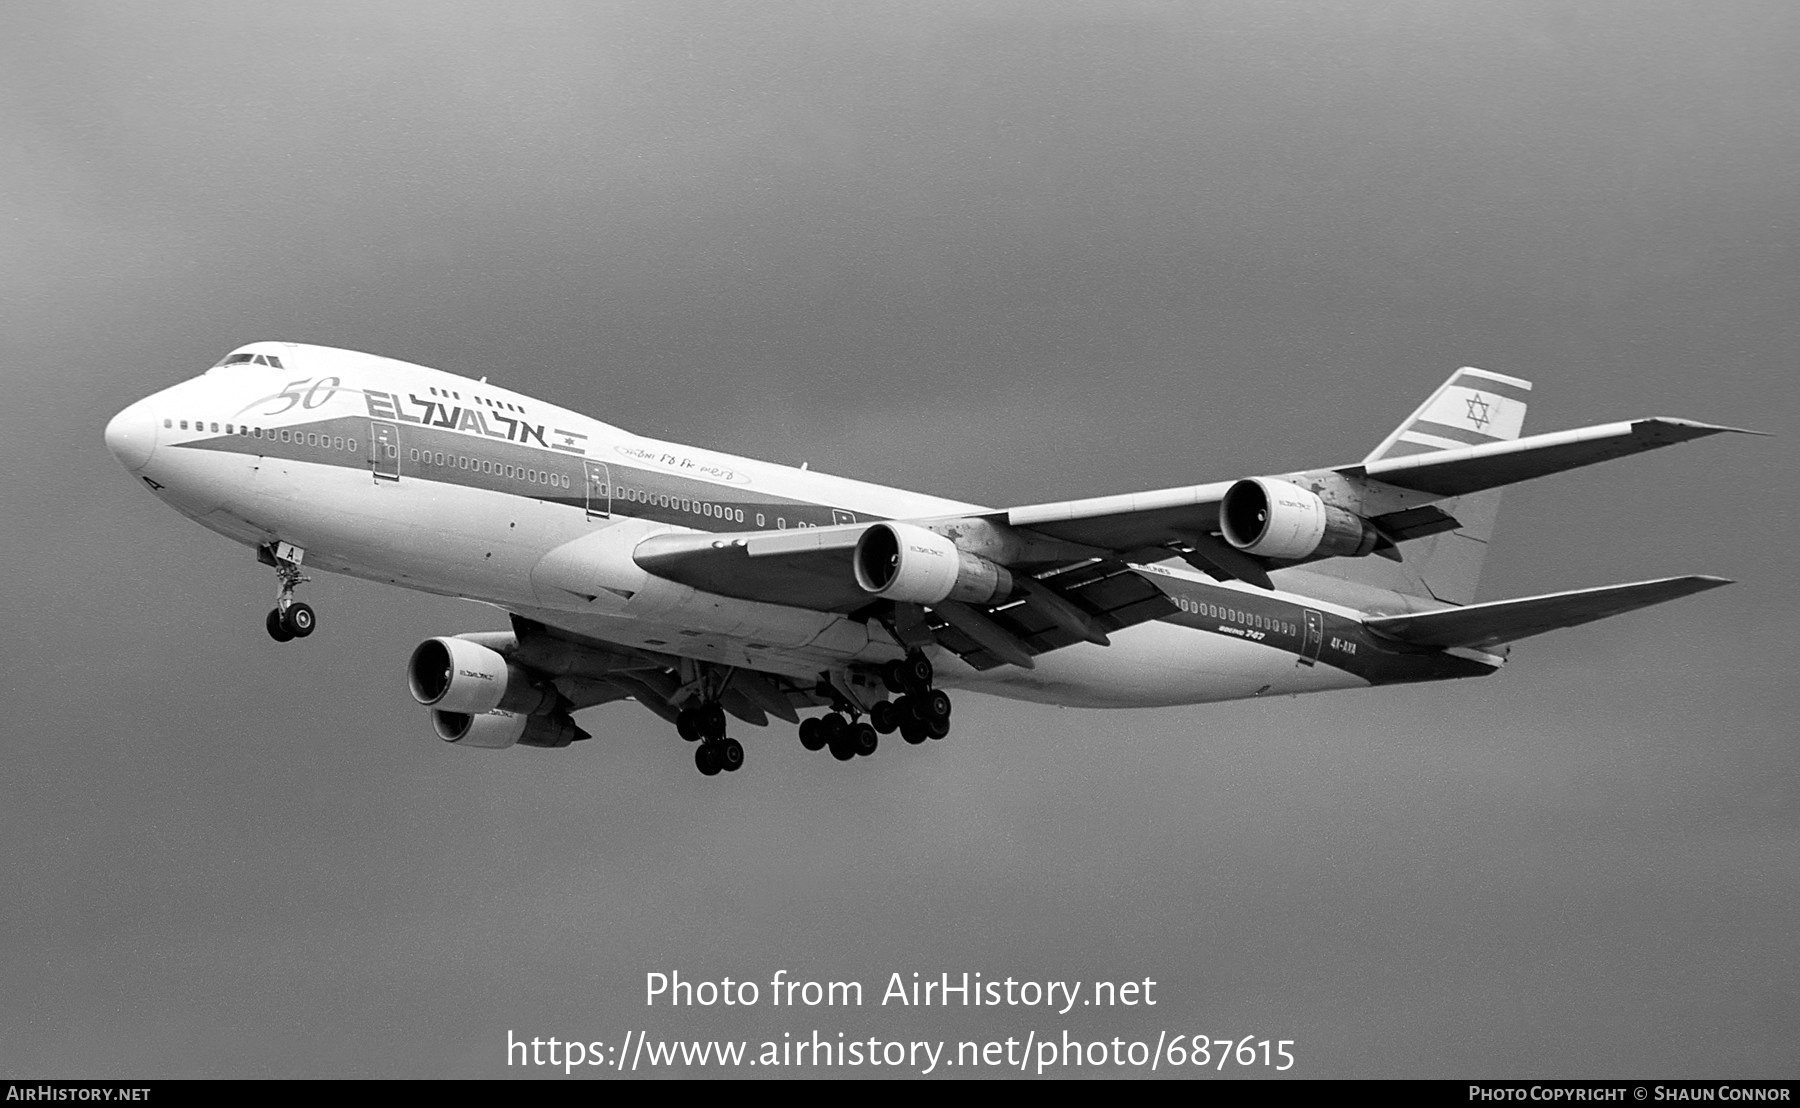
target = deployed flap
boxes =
[1363,575,1732,649]
[1343,418,1762,498]
[928,560,1178,670]
[632,523,872,612]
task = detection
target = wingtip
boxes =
[1644,417,1772,437]
[1660,574,1736,594]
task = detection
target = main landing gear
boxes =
[262,542,316,643]
[798,713,879,762]
[676,701,743,777]
[797,651,952,762]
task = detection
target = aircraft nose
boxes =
[104,398,158,472]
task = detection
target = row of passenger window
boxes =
[604,484,747,525]
[168,417,357,452]
[411,448,571,489]
[426,384,527,416]
[604,484,836,530]
[162,418,788,529]
[1171,594,1295,636]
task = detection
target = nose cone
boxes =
[104,399,158,472]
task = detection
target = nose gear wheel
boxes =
[262,543,317,642]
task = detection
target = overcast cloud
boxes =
[2,1,1795,1078]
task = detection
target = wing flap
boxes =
[927,560,1180,670]
[1363,575,1732,649]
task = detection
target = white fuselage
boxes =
[108,343,1385,708]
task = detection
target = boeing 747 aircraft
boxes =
[103,344,1758,776]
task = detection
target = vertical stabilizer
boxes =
[1308,367,1532,606]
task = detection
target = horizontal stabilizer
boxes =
[1363,575,1733,649]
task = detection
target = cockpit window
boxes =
[210,352,285,369]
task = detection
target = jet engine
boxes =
[431,708,588,749]
[1219,477,1380,561]
[853,522,1013,606]
[408,636,559,716]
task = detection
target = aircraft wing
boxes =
[1001,418,1759,549]
[633,525,871,613]
[633,525,1180,669]
[1338,417,1762,497]
[1001,481,1233,554]
[1362,575,1732,649]
[628,415,1755,669]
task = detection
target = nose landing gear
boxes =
[265,602,315,642]
[261,542,316,642]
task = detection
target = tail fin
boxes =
[1309,367,1533,605]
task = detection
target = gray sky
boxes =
[3,0,1796,1078]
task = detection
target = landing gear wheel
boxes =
[900,652,933,693]
[882,660,908,695]
[265,607,295,643]
[718,737,744,773]
[698,702,727,742]
[925,717,950,740]
[798,717,826,751]
[851,723,878,757]
[869,700,898,734]
[282,602,316,638]
[826,715,856,761]
[676,709,701,743]
[920,689,951,723]
[900,716,928,745]
[695,741,722,776]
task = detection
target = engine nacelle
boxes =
[408,636,557,716]
[853,522,1014,606]
[431,708,587,750]
[1219,477,1380,561]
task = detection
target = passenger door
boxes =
[370,421,400,482]
[1298,609,1324,667]
[584,461,611,520]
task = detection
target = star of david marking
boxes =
[1465,395,1492,430]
